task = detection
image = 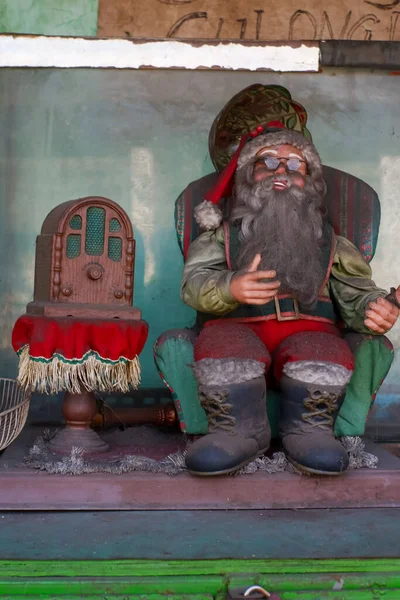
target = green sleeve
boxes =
[329,235,388,334]
[180,226,239,316]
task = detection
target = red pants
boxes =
[194,319,355,383]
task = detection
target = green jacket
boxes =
[181,224,387,334]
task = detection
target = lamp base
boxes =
[48,426,109,453]
[48,389,109,454]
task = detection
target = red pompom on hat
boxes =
[194,120,323,231]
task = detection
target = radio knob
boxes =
[62,286,72,297]
[87,266,103,281]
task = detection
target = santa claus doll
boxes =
[181,122,400,477]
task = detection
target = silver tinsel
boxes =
[23,431,377,476]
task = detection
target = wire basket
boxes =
[0,379,31,451]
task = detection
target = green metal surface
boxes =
[0,596,397,600]
[0,597,213,600]
[2,559,400,577]
[0,561,400,598]
[0,0,98,36]
[1,508,399,597]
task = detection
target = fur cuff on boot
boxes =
[283,360,353,386]
[192,358,265,385]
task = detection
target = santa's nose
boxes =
[274,162,288,174]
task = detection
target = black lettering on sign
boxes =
[364,0,400,9]
[320,10,334,37]
[254,9,264,40]
[390,10,400,38]
[237,18,247,39]
[167,11,208,37]
[347,13,380,38]
[216,17,224,38]
[319,10,353,38]
[289,10,317,39]
[157,0,195,4]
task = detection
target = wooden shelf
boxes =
[1,421,400,511]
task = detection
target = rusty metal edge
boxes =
[319,40,400,69]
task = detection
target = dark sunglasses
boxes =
[260,156,306,172]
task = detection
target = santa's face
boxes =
[252,144,307,190]
[232,142,325,309]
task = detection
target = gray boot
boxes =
[279,361,353,475]
[185,376,271,476]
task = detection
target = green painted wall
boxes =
[0,0,98,36]
[1,68,400,396]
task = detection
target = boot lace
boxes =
[200,390,236,433]
[302,389,339,429]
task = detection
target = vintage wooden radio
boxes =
[27,196,141,319]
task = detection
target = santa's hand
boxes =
[364,290,400,334]
[230,253,281,305]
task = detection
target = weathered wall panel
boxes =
[98,0,400,41]
[1,0,399,42]
[0,0,98,36]
[1,68,400,402]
